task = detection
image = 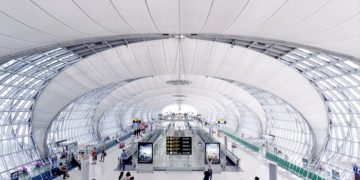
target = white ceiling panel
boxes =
[71,0,135,34]
[201,0,248,33]
[0,0,357,59]
[179,0,212,33]
[225,0,289,34]
[111,0,158,33]
[29,37,327,156]
[146,0,179,33]
[32,0,110,35]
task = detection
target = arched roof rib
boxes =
[97,94,229,139]
[99,89,238,130]
[92,75,264,136]
[236,82,315,164]
[49,74,258,147]
[46,80,131,154]
[0,0,358,59]
[33,38,326,156]
[0,1,357,178]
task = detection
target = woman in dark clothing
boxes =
[118,171,124,180]
[59,162,70,179]
[203,171,210,180]
[70,155,81,170]
[100,146,105,162]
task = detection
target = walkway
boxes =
[61,132,300,180]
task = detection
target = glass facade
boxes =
[0,38,358,179]
[225,96,262,139]
[236,83,314,165]
[98,97,132,140]
[0,48,80,179]
[46,82,127,154]
[280,48,360,178]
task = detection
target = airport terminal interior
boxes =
[0,1,359,180]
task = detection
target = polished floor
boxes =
[62,133,299,180]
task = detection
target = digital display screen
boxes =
[166,137,192,155]
[205,143,220,164]
[138,142,153,164]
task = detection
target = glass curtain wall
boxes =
[47,82,125,154]
[280,48,360,178]
[237,83,314,165]
[0,48,80,179]
[226,96,262,139]
[98,97,132,140]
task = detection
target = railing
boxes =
[11,132,132,180]
[226,149,240,166]
[220,130,325,179]
[220,130,260,152]
[265,152,325,180]
[97,132,132,154]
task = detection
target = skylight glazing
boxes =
[0,48,80,179]
[98,97,132,140]
[280,48,360,178]
[47,82,124,154]
[226,96,262,139]
[236,83,314,165]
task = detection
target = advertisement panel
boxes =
[205,143,220,164]
[138,142,153,164]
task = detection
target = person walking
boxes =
[121,149,127,171]
[92,147,97,164]
[203,171,210,180]
[208,159,213,180]
[70,154,81,170]
[118,171,124,180]
[100,145,106,162]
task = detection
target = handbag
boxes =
[104,152,107,156]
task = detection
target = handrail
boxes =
[265,152,325,180]
[12,133,132,180]
[226,149,240,165]
[220,130,260,152]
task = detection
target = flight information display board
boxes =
[166,137,192,155]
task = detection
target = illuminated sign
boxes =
[166,137,192,155]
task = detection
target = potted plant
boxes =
[231,142,238,148]
[277,150,282,155]
[33,161,41,170]
[60,152,67,163]
[18,167,28,178]
[317,164,324,171]
[60,152,67,159]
